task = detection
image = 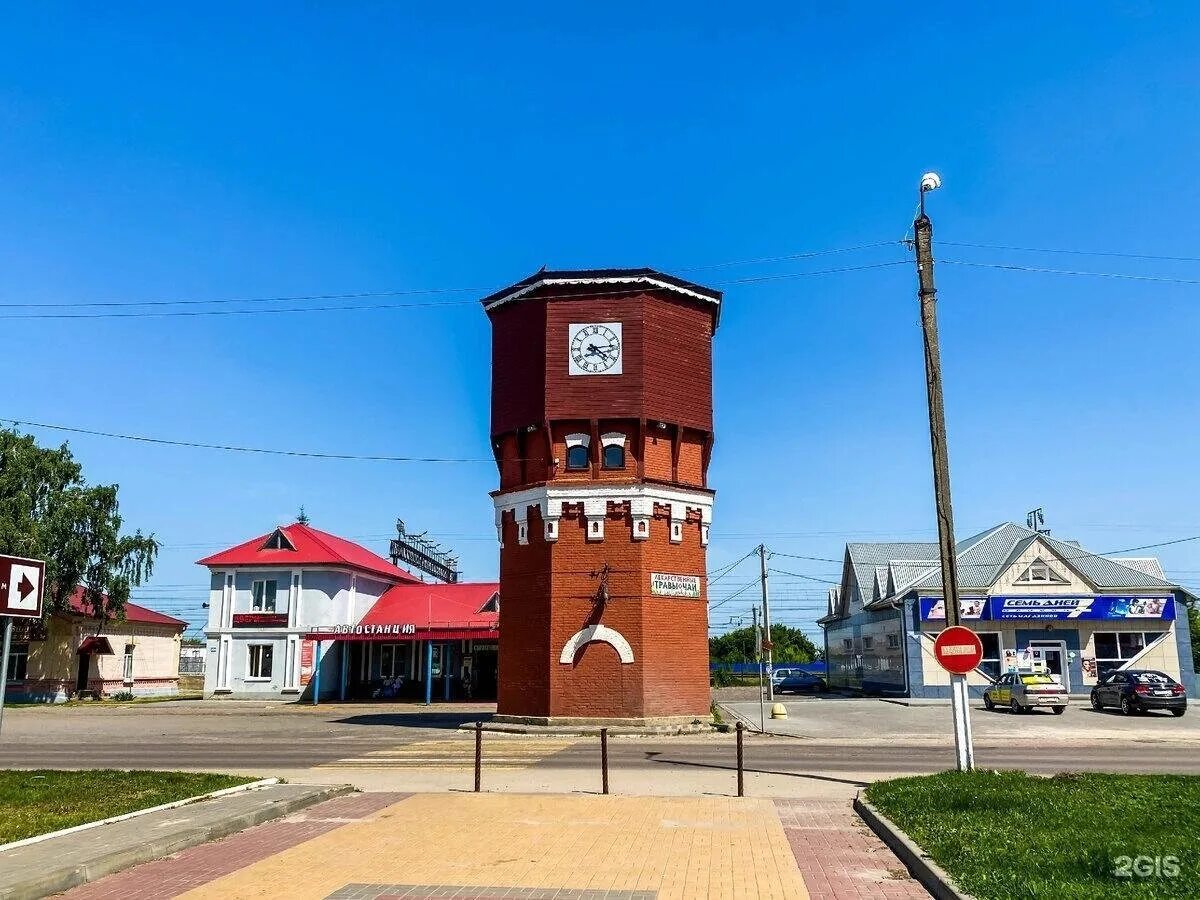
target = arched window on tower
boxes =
[565,433,591,470]
[601,432,626,470]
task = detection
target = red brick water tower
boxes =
[482,268,721,723]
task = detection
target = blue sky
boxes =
[3,5,1199,638]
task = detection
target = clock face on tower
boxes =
[568,322,623,375]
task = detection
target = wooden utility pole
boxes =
[759,544,774,700]
[914,172,975,771]
[914,177,963,630]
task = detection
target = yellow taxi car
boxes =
[983,672,1069,715]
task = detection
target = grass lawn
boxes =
[866,771,1200,899]
[0,770,254,844]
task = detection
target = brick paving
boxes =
[60,793,407,899]
[775,799,928,899]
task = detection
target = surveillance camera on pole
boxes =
[911,172,975,772]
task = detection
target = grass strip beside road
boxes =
[0,770,254,844]
[866,771,1200,899]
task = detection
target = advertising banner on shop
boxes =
[989,596,1175,621]
[919,597,989,620]
[920,595,1175,621]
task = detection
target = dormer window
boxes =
[1016,558,1069,585]
[565,433,590,470]
[600,432,626,469]
[261,528,296,552]
[479,592,499,613]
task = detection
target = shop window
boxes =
[122,644,135,683]
[248,644,274,679]
[977,632,1002,680]
[431,644,443,677]
[5,643,28,682]
[252,579,278,612]
[1094,631,1167,678]
[379,643,407,679]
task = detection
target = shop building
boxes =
[199,522,498,701]
[3,587,186,703]
[483,268,720,724]
[820,522,1198,698]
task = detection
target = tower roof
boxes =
[479,267,723,326]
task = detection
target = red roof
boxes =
[358,581,499,634]
[68,587,187,629]
[196,523,421,584]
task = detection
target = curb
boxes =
[0,783,354,900]
[0,777,281,853]
[853,794,973,900]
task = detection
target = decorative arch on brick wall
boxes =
[559,624,635,665]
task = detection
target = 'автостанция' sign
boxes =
[650,572,701,598]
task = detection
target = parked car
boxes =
[983,672,1068,714]
[771,668,801,685]
[776,671,827,694]
[1090,669,1187,717]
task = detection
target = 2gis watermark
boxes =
[1112,855,1181,879]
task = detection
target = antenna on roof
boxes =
[1026,508,1049,535]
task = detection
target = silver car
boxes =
[983,672,1069,714]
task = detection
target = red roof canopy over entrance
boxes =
[307,582,499,642]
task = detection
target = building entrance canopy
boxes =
[303,582,500,643]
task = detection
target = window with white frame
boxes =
[565,433,590,470]
[862,636,874,651]
[6,643,28,681]
[1093,631,1167,679]
[977,632,1002,680]
[248,644,274,679]
[1015,558,1069,585]
[122,643,135,683]
[252,579,278,612]
[600,432,626,469]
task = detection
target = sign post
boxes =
[933,625,983,771]
[0,555,47,736]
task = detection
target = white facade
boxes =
[203,566,390,698]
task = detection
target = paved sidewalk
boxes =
[775,799,927,899]
[0,783,350,899]
[56,792,932,899]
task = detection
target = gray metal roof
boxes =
[839,522,1179,615]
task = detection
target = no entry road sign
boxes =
[933,625,984,675]
[0,555,46,620]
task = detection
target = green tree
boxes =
[0,428,158,620]
[709,623,821,665]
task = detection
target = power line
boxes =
[1,418,494,463]
[767,567,839,585]
[767,550,842,564]
[0,260,909,320]
[706,548,759,584]
[940,240,1200,265]
[708,575,761,612]
[941,259,1200,287]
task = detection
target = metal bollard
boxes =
[474,721,482,792]
[600,727,609,795]
[736,721,744,797]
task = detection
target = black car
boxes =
[1090,669,1187,717]
[776,672,827,694]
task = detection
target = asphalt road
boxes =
[1,700,1198,777]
